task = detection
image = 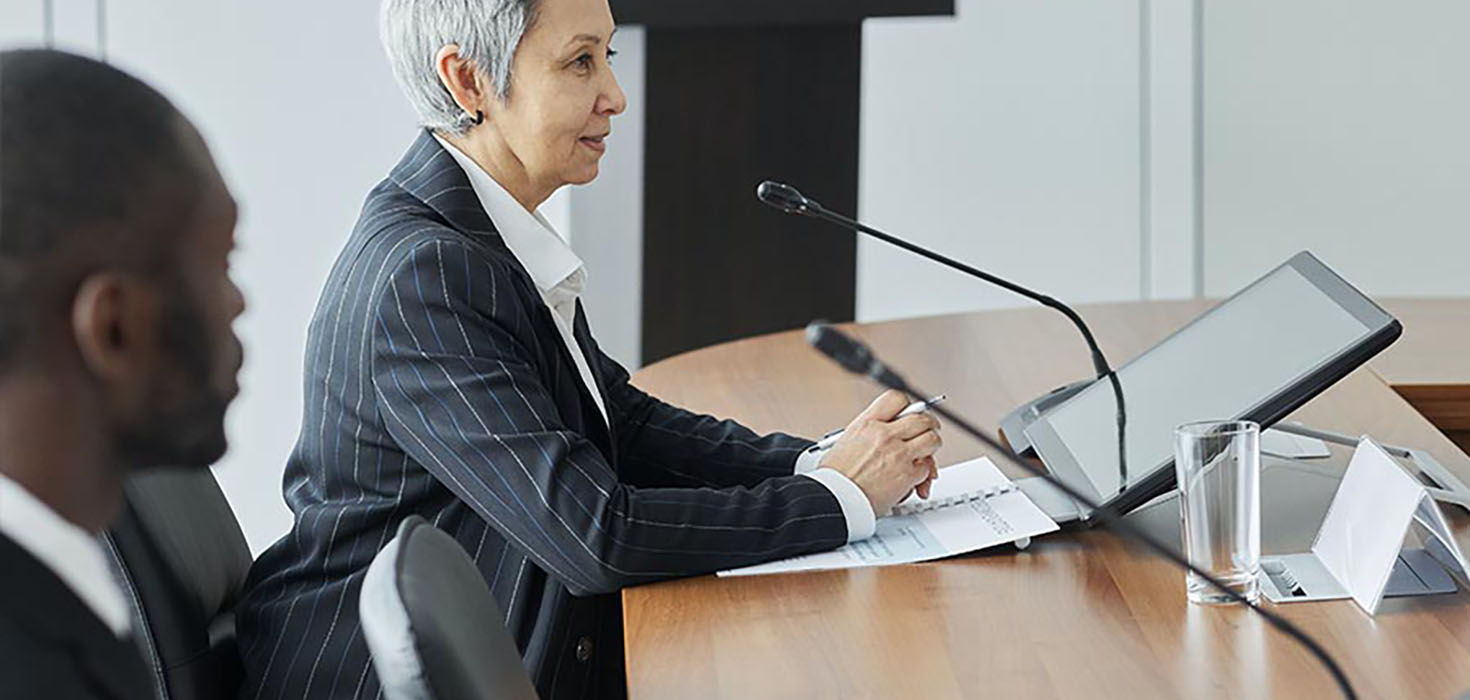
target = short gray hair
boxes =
[379,0,540,135]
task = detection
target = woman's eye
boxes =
[575,54,593,69]
[606,48,618,62]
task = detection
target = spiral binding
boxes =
[891,483,1019,517]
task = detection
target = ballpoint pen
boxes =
[807,395,948,452]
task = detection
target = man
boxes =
[0,50,245,699]
[237,1,941,698]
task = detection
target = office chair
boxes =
[360,516,539,700]
[102,469,253,700]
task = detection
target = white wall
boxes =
[1144,0,1201,299]
[1202,0,1470,297]
[0,0,101,55]
[0,2,42,48]
[858,0,1148,322]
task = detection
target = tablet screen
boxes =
[1030,262,1379,500]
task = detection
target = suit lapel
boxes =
[570,301,617,459]
[389,131,617,460]
[0,534,153,700]
[570,302,611,412]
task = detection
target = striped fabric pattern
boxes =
[235,131,849,699]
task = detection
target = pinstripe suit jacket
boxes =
[235,131,851,699]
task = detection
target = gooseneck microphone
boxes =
[805,323,1356,699]
[758,181,1128,494]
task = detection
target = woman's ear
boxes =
[71,273,151,383]
[434,44,489,124]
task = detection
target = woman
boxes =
[237,0,941,697]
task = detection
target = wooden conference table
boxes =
[623,298,1470,699]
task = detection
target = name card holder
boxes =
[1260,437,1470,614]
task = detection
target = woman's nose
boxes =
[601,70,627,116]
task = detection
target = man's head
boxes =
[0,49,244,471]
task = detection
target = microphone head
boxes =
[757,180,815,215]
[806,321,908,392]
[805,321,875,377]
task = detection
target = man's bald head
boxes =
[0,49,215,369]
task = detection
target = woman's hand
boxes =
[819,390,943,514]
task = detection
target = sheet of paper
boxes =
[1312,438,1422,613]
[718,458,1059,577]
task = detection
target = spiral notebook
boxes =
[719,457,1060,577]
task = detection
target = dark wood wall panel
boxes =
[614,0,953,27]
[641,25,860,364]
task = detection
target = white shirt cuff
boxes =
[793,446,826,474]
[799,468,877,543]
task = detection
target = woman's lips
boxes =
[579,135,607,153]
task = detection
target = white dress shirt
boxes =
[0,472,132,638]
[433,136,875,542]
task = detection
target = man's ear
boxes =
[71,273,152,382]
[434,44,491,124]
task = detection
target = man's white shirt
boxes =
[0,472,132,638]
[433,135,875,542]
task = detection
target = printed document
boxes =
[719,457,1059,577]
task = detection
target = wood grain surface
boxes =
[623,298,1470,699]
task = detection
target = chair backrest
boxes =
[360,516,539,700]
[102,469,253,700]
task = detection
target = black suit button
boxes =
[575,636,594,663]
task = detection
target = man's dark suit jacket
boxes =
[0,533,152,700]
[236,131,852,699]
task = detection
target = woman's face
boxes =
[491,0,625,193]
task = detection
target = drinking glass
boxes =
[1174,420,1261,605]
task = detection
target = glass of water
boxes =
[1174,420,1261,605]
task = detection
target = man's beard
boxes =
[116,279,233,471]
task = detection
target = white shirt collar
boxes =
[0,472,132,638]
[432,134,585,296]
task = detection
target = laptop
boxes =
[1019,251,1401,524]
